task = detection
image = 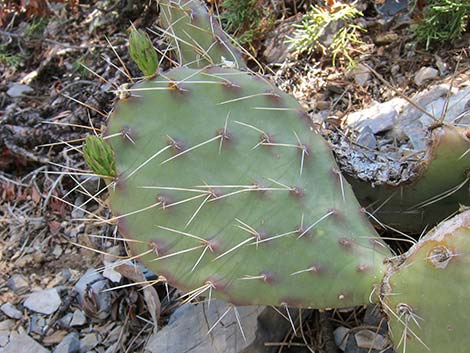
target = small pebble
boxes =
[58,313,73,329]
[334,326,350,351]
[53,332,80,353]
[24,288,62,315]
[30,315,47,335]
[70,310,87,327]
[0,331,9,347]
[6,83,34,97]
[7,274,29,294]
[79,333,99,353]
[1,303,22,320]
[1,330,49,353]
[355,329,388,350]
[414,66,438,86]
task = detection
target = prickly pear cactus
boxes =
[104,66,391,308]
[381,209,470,353]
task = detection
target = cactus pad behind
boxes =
[105,66,391,309]
[382,209,470,353]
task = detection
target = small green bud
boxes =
[129,28,159,77]
[83,135,116,178]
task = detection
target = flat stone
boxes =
[30,315,47,335]
[375,0,409,18]
[356,126,377,150]
[0,320,14,331]
[1,330,49,353]
[334,326,350,351]
[1,303,22,320]
[70,310,87,327]
[355,329,388,350]
[53,332,80,353]
[79,333,99,353]
[102,264,122,284]
[0,331,9,347]
[75,269,111,320]
[6,83,34,97]
[24,288,61,315]
[350,63,370,86]
[7,275,29,294]
[58,313,73,329]
[346,98,404,134]
[144,301,264,353]
[414,66,438,86]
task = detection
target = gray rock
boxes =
[356,126,377,150]
[0,331,9,347]
[24,288,61,315]
[6,83,34,97]
[375,0,409,18]
[334,326,350,351]
[75,269,111,320]
[7,275,29,294]
[0,321,14,331]
[53,332,80,353]
[396,85,470,150]
[70,310,87,327]
[58,313,73,329]
[355,330,388,350]
[350,63,370,87]
[1,330,49,353]
[30,315,47,335]
[103,343,118,353]
[79,333,99,353]
[414,66,438,86]
[346,98,404,134]
[144,301,264,353]
[1,303,22,320]
[102,265,122,284]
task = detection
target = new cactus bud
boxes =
[129,28,159,77]
[83,135,116,178]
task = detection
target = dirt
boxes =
[0,1,468,352]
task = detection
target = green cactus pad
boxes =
[350,126,470,233]
[382,209,470,353]
[158,0,246,68]
[104,66,391,309]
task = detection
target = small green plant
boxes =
[0,44,24,68]
[219,0,274,46]
[24,17,48,38]
[288,2,365,67]
[415,0,470,49]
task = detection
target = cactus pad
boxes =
[381,209,470,353]
[351,125,470,232]
[158,0,245,69]
[104,66,391,309]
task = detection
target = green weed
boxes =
[24,17,48,38]
[0,44,25,69]
[288,2,365,67]
[219,0,274,46]
[415,0,470,49]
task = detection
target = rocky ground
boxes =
[0,1,469,353]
